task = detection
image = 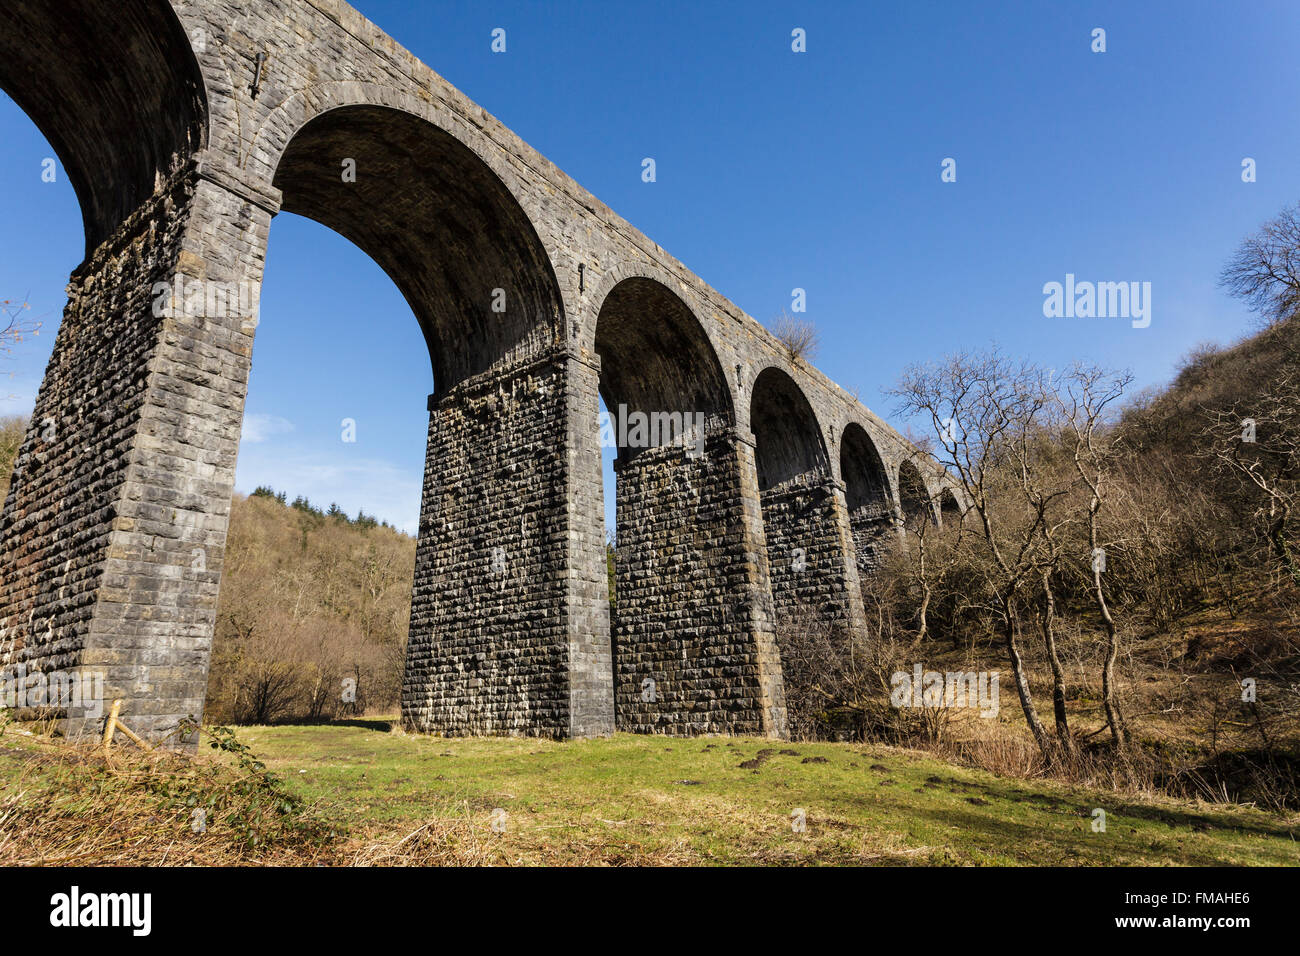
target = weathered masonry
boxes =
[0,0,956,744]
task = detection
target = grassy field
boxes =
[1,718,1295,865]
[232,719,1297,865]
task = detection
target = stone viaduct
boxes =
[0,0,958,743]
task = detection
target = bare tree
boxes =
[1057,363,1134,749]
[1031,522,1077,760]
[1220,203,1300,328]
[891,350,1063,761]
[769,311,819,364]
[0,297,40,356]
[1,297,41,405]
[897,448,965,648]
[1203,354,1300,589]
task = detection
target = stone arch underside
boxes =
[0,0,215,740]
[271,104,563,392]
[939,488,962,525]
[750,368,856,631]
[594,278,783,735]
[595,277,731,454]
[0,0,206,255]
[840,423,895,573]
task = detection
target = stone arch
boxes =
[897,459,935,531]
[840,422,895,573]
[939,487,963,525]
[0,0,208,254]
[750,367,832,493]
[269,106,577,739]
[594,276,734,448]
[582,262,704,361]
[749,367,834,618]
[593,276,780,734]
[242,80,584,330]
[750,368,866,737]
[271,103,564,391]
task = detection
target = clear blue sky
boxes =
[2,0,1298,533]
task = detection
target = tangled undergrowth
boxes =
[0,722,508,866]
[0,723,340,865]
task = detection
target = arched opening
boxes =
[0,0,206,255]
[208,216,430,726]
[268,104,570,736]
[272,105,563,391]
[898,460,934,532]
[593,277,736,733]
[939,488,962,526]
[750,367,834,624]
[840,423,894,573]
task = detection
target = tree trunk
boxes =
[1038,568,1075,758]
[1268,508,1300,588]
[1003,594,1051,762]
[1089,512,1127,750]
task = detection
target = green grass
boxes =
[232,719,1298,865]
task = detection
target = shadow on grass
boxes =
[920,775,1297,844]
[303,717,396,734]
[906,804,1286,866]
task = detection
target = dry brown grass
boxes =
[0,731,548,867]
[863,601,1300,810]
[0,728,350,866]
[350,813,498,866]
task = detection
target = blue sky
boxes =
[3,0,1298,533]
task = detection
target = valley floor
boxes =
[1,718,1295,865]
[239,720,1296,866]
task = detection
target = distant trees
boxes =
[249,485,391,530]
[205,490,415,724]
[0,416,25,504]
[1,296,39,503]
[605,528,617,610]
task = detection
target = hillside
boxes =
[206,490,416,723]
[852,316,1300,810]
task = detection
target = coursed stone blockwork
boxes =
[612,431,784,736]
